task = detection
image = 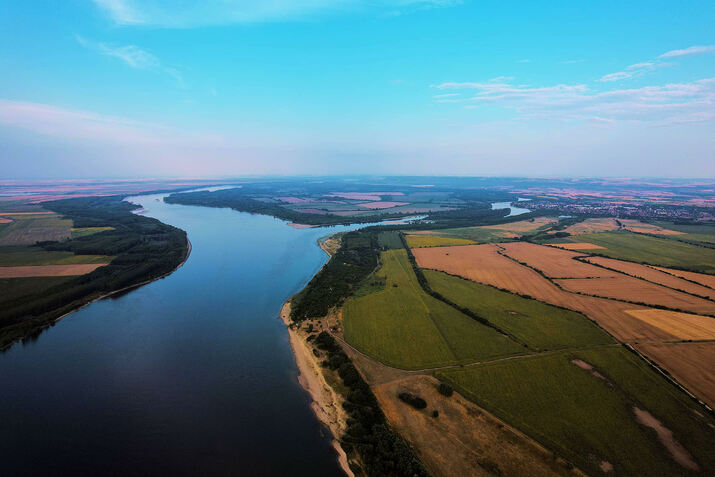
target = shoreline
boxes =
[0,236,192,352]
[280,301,354,477]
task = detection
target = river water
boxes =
[0,193,382,476]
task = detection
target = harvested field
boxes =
[559,218,619,235]
[413,244,678,342]
[634,342,715,407]
[555,277,715,315]
[620,219,685,236]
[405,235,476,248]
[373,375,578,477]
[623,309,715,340]
[481,217,556,233]
[549,242,605,250]
[357,201,409,209]
[653,267,715,289]
[326,192,404,200]
[585,256,715,299]
[500,242,615,278]
[0,263,108,278]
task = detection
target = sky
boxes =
[1,0,714,179]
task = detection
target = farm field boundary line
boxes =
[625,342,713,414]
[331,326,620,374]
[398,233,533,350]
[498,244,715,318]
[647,264,715,291]
[574,256,715,302]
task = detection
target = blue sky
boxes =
[1,0,714,178]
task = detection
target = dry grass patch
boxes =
[481,217,556,233]
[585,257,715,299]
[500,242,615,278]
[559,218,619,235]
[0,263,108,278]
[624,309,715,340]
[555,277,715,315]
[635,342,715,408]
[373,375,580,477]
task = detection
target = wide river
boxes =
[0,193,385,476]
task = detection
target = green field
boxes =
[70,226,115,239]
[436,347,714,476]
[424,270,614,350]
[343,249,526,369]
[0,245,111,266]
[545,230,715,274]
[651,221,715,245]
[417,226,511,243]
[404,234,476,248]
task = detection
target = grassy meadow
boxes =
[424,270,614,350]
[436,347,714,476]
[342,249,526,369]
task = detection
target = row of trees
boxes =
[314,332,430,477]
[290,230,379,321]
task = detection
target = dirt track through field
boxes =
[0,263,108,278]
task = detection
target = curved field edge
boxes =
[342,249,526,369]
[422,269,615,351]
[0,196,190,351]
[436,347,714,477]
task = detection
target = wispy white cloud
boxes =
[598,60,672,82]
[92,0,461,27]
[433,78,715,126]
[516,59,531,63]
[561,59,585,64]
[659,45,715,58]
[76,35,183,86]
[598,45,713,83]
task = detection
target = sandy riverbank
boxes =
[280,301,354,477]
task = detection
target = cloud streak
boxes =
[76,36,183,85]
[659,45,715,58]
[433,78,715,125]
[92,0,461,27]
